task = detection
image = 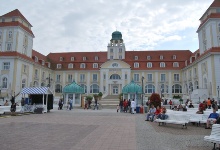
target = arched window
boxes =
[80,84,87,93]
[204,78,207,89]
[33,81,39,87]
[173,62,179,67]
[145,84,155,93]
[90,84,99,93]
[147,62,152,68]
[194,81,199,89]
[22,79,26,88]
[172,55,176,59]
[189,82,193,92]
[134,62,139,68]
[172,84,182,93]
[110,74,121,80]
[55,84,62,93]
[2,77,7,88]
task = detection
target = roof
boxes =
[111,31,122,40]
[21,87,52,94]
[63,81,84,94]
[197,13,220,31]
[199,0,220,20]
[122,80,142,94]
[0,51,34,62]
[1,9,32,27]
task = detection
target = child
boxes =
[117,105,119,113]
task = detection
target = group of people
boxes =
[58,98,73,110]
[117,99,136,114]
[145,104,168,122]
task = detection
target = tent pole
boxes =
[46,94,48,113]
[43,94,44,113]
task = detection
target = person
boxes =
[88,100,91,109]
[94,99,98,110]
[10,103,16,116]
[188,103,194,108]
[196,107,204,114]
[145,105,156,121]
[21,98,25,113]
[205,108,219,129]
[158,107,168,120]
[58,99,63,110]
[183,104,188,111]
[177,104,183,111]
[123,99,127,112]
[212,101,218,111]
[131,99,136,114]
[153,106,161,121]
[117,105,119,113]
[119,100,123,113]
[127,99,131,113]
[169,100,172,109]
[69,98,73,110]
[67,100,70,110]
[4,100,9,106]
[84,101,88,109]
[207,98,211,109]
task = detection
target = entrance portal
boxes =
[113,86,118,95]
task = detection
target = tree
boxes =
[149,93,162,108]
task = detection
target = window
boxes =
[0,43,2,52]
[134,74,139,82]
[125,74,127,80]
[57,64,61,69]
[56,75,61,82]
[93,63,98,68]
[147,74,153,82]
[71,57,75,61]
[55,84,62,93]
[104,74,106,80]
[174,74,179,81]
[172,55,176,59]
[134,56,138,60]
[147,62,152,68]
[161,74,166,82]
[112,63,118,67]
[95,56,98,60]
[68,63,73,69]
[119,48,122,53]
[90,84,99,93]
[147,56,151,60]
[83,57,87,61]
[119,55,122,59]
[35,69,38,78]
[194,81,199,89]
[172,84,182,93]
[110,49,113,52]
[218,23,220,32]
[0,31,2,40]
[110,56,113,59]
[189,70,192,78]
[35,56,38,62]
[160,62,165,68]
[145,84,155,93]
[68,74,72,82]
[60,57,63,61]
[3,62,10,70]
[80,84,87,93]
[8,31,13,39]
[110,74,121,80]
[80,74,85,82]
[103,86,106,92]
[7,43,12,51]
[12,17,15,22]
[2,77,7,88]
[48,63,51,68]
[134,62,139,68]
[173,62,179,67]
[22,79,26,88]
[80,63,85,68]
[24,65,27,73]
[42,60,45,65]
[2,18,5,22]
[42,71,45,79]
[93,74,98,82]
[194,68,197,77]
[160,55,164,60]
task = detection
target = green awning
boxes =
[63,81,84,94]
[122,80,142,94]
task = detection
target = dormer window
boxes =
[134,56,138,60]
[172,55,176,59]
[134,62,139,68]
[57,64,62,69]
[35,56,38,62]
[83,57,87,61]
[71,57,74,61]
[147,56,151,60]
[68,63,73,68]
[173,62,179,67]
[160,55,164,60]
[93,63,98,68]
[80,63,86,68]
[60,57,63,61]
[147,62,152,68]
[95,56,98,60]
[160,62,165,68]
[42,60,45,65]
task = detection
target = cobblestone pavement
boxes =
[0,108,215,150]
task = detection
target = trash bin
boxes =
[144,106,148,113]
[136,106,140,113]
[140,106,144,114]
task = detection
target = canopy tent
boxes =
[21,87,53,112]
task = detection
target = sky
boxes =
[0,0,214,55]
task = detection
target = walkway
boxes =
[0,108,214,150]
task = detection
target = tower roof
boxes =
[111,31,122,40]
[63,81,84,94]
[210,0,220,7]
[1,9,32,27]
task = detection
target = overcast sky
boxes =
[0,0,214,55]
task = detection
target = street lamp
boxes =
[141,76,144,105]
[46,74,53,88]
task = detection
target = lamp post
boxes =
[46,74,53,88]
[217,86,220,104]
[141,76,144,106]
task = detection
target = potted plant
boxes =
[179,98,183,104]
[98,92,103,100]
[93,94,99,101]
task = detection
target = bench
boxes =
[155,114,190,129]
[0,107,5,115]
[204,124,220,150]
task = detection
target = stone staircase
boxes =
[100,95,120,109]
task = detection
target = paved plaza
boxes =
[0,108,215,150]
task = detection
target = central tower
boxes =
[107,31,126,60]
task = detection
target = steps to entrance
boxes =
[100,95,120,109]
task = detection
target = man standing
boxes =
[131,99,136,114]
[69,98,73,110]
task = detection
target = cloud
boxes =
[0,0,214,55]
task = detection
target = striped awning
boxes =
[21,87,52,94]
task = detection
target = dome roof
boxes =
[122,80,142,94]
[111,31,122,40]
[63,81,84,94]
